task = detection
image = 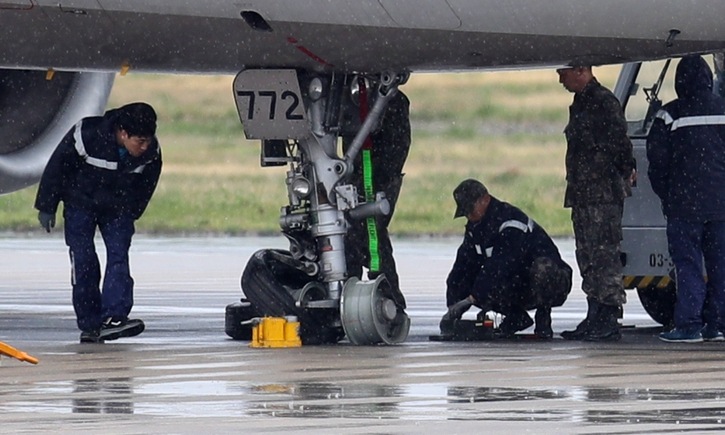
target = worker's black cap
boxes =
[453,179,488,219]
[117,102,157,137]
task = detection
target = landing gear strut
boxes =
[226,69,411,345]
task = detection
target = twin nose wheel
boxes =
[340,275,410,345]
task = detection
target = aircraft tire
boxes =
[636,283,676,328]
[224,299,257,340]
[241,249,307,317]
[241,249,344,345]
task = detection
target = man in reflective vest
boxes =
[647,55,725,343]
[441,179,572,339]
[35,102,162,344]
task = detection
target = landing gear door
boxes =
[233,69,308,140]
[619,59,678,303]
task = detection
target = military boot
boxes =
[561,298,599,340]
[583,303,621,342]
[534,306,553,339]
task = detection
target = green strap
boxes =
[362,149,380,272]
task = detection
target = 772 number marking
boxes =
[236,90,304,121]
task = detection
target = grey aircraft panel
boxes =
[2,1,725,74]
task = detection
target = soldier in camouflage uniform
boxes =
[343,89,411,299]
[556,65,635,342]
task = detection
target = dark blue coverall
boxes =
[34,109,162,333]
[446,197,572,315]
[647,55,725,334]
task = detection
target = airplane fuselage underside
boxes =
[2,1,725,74]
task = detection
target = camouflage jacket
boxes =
[564,79,634,207]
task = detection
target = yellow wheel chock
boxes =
[0,341,39,364]
[249,316,302,348]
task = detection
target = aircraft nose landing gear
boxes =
[234,248,409,345]
[227,68,411,345]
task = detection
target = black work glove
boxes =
[38,211,56,233]
[439,297,473,334]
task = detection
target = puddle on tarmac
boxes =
[3,379,725,428]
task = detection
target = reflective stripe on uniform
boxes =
[474,245,493,257]
[671,114,725,131]
[655,109,674,125]
[499,218,533,233]
[73,121,118,170]
[656,110,725,131]
[472,219,533,259]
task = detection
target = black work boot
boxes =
[498,309,534,338]
[583,303,621,342]
[534,306,553,339]
[561,298,599,340]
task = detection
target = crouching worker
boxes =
[34,102,162,344]
[441,179,572,339]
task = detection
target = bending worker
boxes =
[441,179,572,339]
[35,102,162,344]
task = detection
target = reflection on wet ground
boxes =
[5,371,725,430]
[7,377,725,425]
[72,378,134,414]
[240,383,725,424]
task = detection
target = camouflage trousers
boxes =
[482,257,573,314]
[571,203,627,306]
[529,257,573,309]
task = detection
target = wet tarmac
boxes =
[2,236,725,434]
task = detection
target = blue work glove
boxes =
[38,211,56,233]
